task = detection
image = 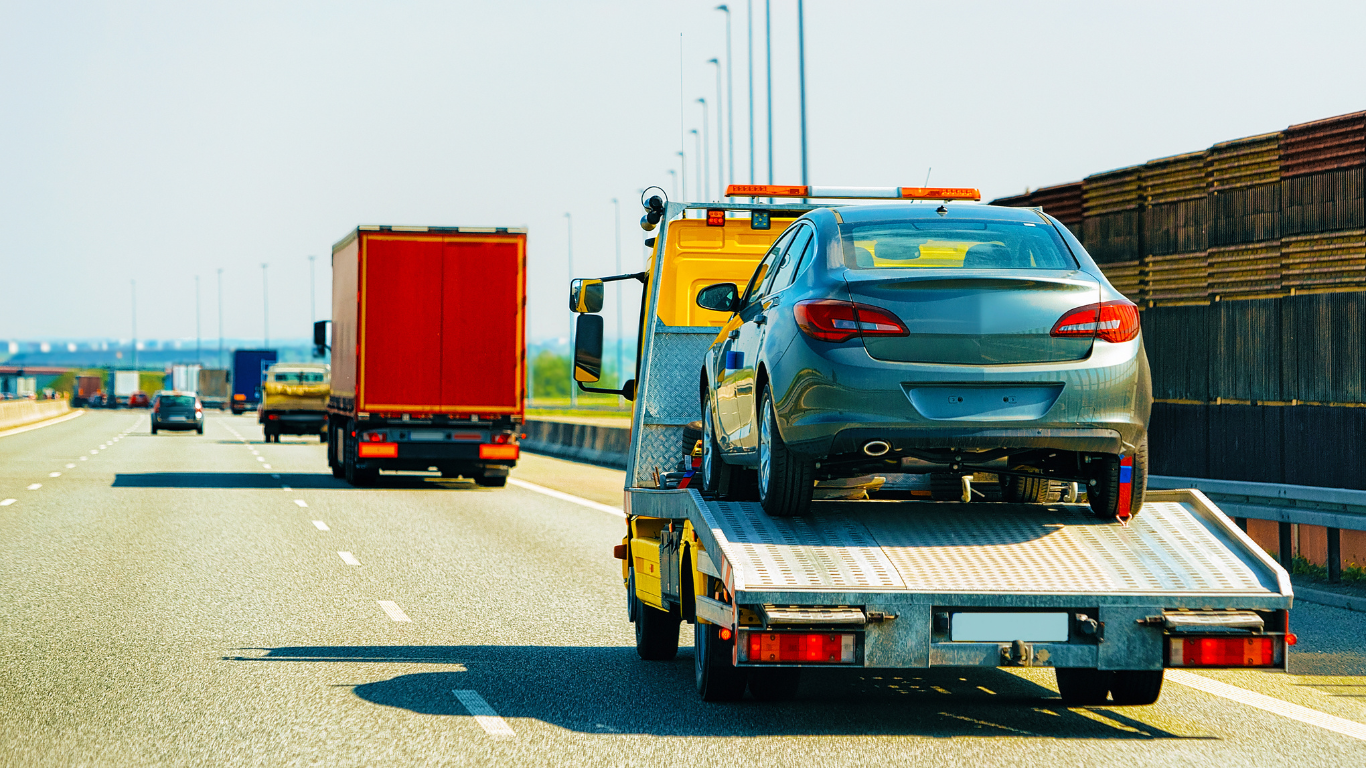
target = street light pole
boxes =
[308,254,316,329]
[716,5,734,190]
[612,197,623,404]
[668,169,678,201]
[261,263,269,348]
[130,280,137,370]
[798,0,809,189]
[565,212,576,409]
[747,0,755,184]
[217,268,223,369]
[697,99,710,200]
[708,58,724,195]
[676,150,687,201]
[765,0,774,189]
[195,275,201,366]
[691,130,703,208]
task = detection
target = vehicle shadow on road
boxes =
[226,644,1202,739]
[111,472,498,491]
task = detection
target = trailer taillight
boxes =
[739,631,856,664]
[358,442,398,458]
[479,444,519,460]
[1168,636,1280,667]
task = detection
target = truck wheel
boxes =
[756,388,814,517]
[1110,670,1163,705]
[1054,668,1113,705]
[328,424,345,479]
[475,474,508,488]
[344,429,377,487]
[701,399,736,498]
[1089,436,1148,521]
[1002,471,1051,503]
[635,595,680,661]
[694,622,747,701]
[319,431,327,443]
[748,668,801,701]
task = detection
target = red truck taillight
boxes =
[1168,636,1283,667]
[358,442,398,458]
[479,444,519,460]
[738,631,857,664]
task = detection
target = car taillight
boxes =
[1051,300,1140,343]
[738,631,857,664]
[1168,636,1281,667]
[794,300,908,343]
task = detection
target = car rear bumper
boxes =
[772,334,1151,458]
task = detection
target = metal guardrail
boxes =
[1148,475,1366,532]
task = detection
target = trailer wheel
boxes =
[694,622,747,701]
[1110,670,1163,705]
[1054,668,1113,705]
[634,595,680,661]
[756,389,814,517]
[1089,436,1148,521]
[344,427,377,487]
[748,668,801,701]
[475,474,508,488]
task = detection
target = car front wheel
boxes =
[756,388,814,517]
[701,398,734,497]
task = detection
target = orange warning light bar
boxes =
[725,184,980,201]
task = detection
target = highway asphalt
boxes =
[1,410,1364,766]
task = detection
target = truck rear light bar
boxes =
[479,444,519,460]
[738,631,857,664]
[1167,636,1284,667]
[725,184,981,201]
[358,442,398,458]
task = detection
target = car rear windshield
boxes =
[839,219,1077,270]
[272,371,325,383]
[160,396,195,407]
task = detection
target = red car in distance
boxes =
[128,391,151,408]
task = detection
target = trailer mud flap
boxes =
[659,528,683,603]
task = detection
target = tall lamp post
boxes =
[746,0,754,184]
[612,197,623,405]
[308,255,316,333]
[668,169,678,201]
[676,151,687,200]
[715,5,734,189]
[261,263,269,348]
[707,58,725,195]
[130,280,137,370]
[217,268,224,368]
[195,275,201,366]
[697,98,710,201]
[690,130,703,209]
[765,0,773,189]
[565,212,576,409]
[798,0,808,190]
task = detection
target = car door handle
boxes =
[728,330,740,340]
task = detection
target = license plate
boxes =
[169,416,187,421]
[950,612,1069,642]
[408,431,447,441]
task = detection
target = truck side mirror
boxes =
[696,283,739,314]
[574,314,604,383]
[313,320,330,357]
[570,279,604,314]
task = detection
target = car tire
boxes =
[694,622,748,701]
[1089,435,1148,521]
[756,388,814,517]
[1055,667,1113,706]
[635,595,680,661]
[748,667,801,701]
[196,425,204,435]
[701,398,736,498]
[1110,670,1163,706]
[150,425,158,435]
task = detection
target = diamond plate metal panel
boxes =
[705,501,907,591]
[856,501,1270,594]
[633,424,687,486]
[640,330,714,422]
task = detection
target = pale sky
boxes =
[3,0,1365,344]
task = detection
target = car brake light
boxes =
[794,300,908,343]
[739,631,856,664]
[1051,300,1140,343]
[1168,636,1280,667]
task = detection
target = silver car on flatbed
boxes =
[697,201,1151,518]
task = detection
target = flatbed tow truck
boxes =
[569,188,1294,705]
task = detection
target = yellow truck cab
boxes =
[260,362,330,443]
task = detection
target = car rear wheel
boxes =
[757,389,815,517]
[1089,436,1148,521]
[694,622,748,701]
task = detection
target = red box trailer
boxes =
[323,225,527,486]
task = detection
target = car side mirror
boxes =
[570,279,605,314]
[574,314,604,383]
[696,283,739,314]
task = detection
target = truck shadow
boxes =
[225,644,1203,740]
[111,472,493,490]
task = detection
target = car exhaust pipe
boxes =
[862,440,891,457]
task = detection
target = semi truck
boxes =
[567,189,1294,706]
[321,225,527,487]
[229,350,277,414]
[73,374,103,406]
[171,364,201,394]
[198,369,230,410]
[260,362,329,442]
[113,370,140,407]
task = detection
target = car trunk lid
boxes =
[843,270,1100,364]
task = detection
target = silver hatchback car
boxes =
[697,203,1151,519]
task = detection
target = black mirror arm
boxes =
[575,379,636,401]
[598,271,648,285]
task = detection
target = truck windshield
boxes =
[840,219,1077,270]
[272,372,325,383]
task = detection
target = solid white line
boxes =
[26,484,41,491]
[377,600,410,621]
[0,409,84,439]
[338,551,360,565]
[312,520,329,531]
[1,499,14,506]
[452,690,515,738]
[506,478,625,518]
[294,499,308,507]
[49,472,60,477]
[1168,669,1366,742]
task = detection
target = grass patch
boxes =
[1291,554,1366,584]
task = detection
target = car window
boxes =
[839,219,1078,270]
[739,229,794,307]
[160,395,195,407]
[765,225,814,294]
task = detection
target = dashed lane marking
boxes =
[506,478,626,518]
[65,464,75,469]
[1,499,15,506]
[282,486,292,491]
[79,457,87,461]
[378,601,410,622]
[338,552,360,566]
[89,450,97,455]
[49,472,61,477]
[1168,669,1366,742]
[26,484,41,491]
[255,457,264,462]
[452,690,515,739]
[294,500,308,508]
[263,464,272,469]
[312,521,329,531]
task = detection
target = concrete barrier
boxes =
[521,419,630,469]
[0,399,72,432]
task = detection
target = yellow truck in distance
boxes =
[259,363,330,443]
